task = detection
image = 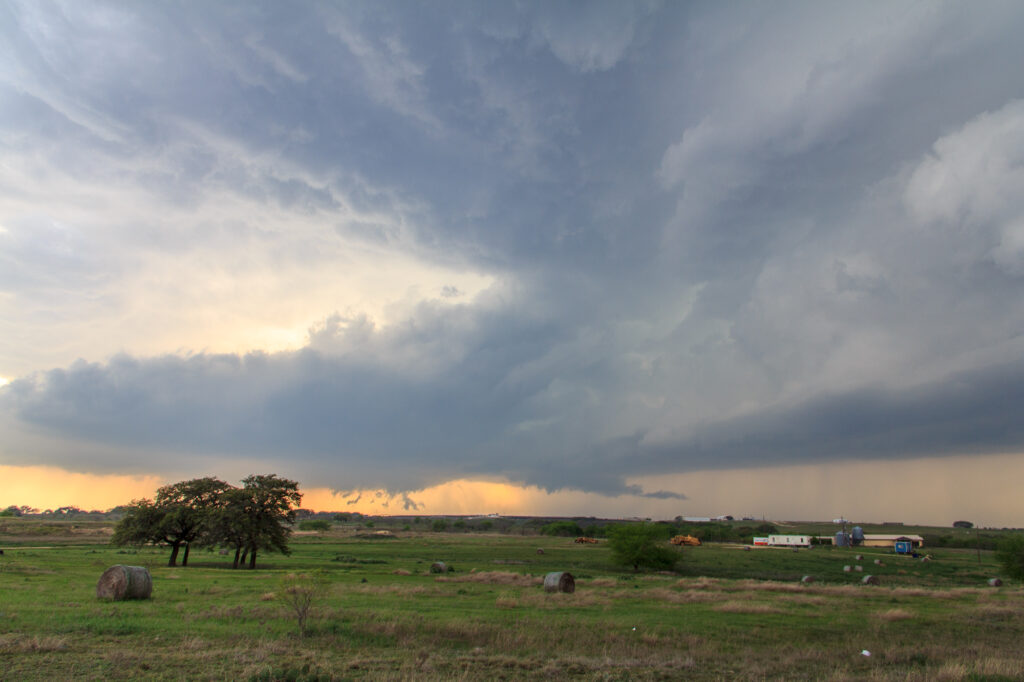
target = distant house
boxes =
[859,534,924,548]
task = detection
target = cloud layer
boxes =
[3,2,1024,500]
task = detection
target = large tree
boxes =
[209,486,255,569]
[111,498,169,555]
[232,474,302,569]
[112,477,231,566]
[155,477,233,566]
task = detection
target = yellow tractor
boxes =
[670,535,701,546]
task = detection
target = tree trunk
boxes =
[240,546,249,567]
[168,541,181,567]
[232,546,241,569]
[248,546,257,570]
[182,542,191,567]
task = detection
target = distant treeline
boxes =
[3,502,1017,552]
[538,520,780,543]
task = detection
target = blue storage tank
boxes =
[835,531,851,547]
[851,526,864,546]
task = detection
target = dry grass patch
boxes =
[513,590,612,608]
[0,635,69,653]
[494,590,519,608]
[970,604,1020,621]
[890,587,962,599]
[778,594,828,607]
[354,583,432,596]
[713,601,786,615]
[391,569,411,576]
[632,587,717,604]
[435,570,542,587]
[875,608,914,621]
[586,577,618,587]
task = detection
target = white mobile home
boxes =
[767,534,811,547]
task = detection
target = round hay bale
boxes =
[861,575,880,585]
[430,562,447,574]
[543,571,575,593]
[843,565,852,573]
[801,575,815,583]
[536,548,545,555]
[743,546,752,551]
[873,559,883,565]
[96,565,152,600]
[855,554,863,561]
[988,578,1003,587]
[854,565,864,572]
[218,548,228,555]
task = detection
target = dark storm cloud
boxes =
[3,2,1024,498]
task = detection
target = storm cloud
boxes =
[3,1,1024,500]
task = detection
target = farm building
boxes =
[861,534,924,549]
[767,534,811,547]
[753,537,769,546]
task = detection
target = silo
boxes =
[835,531,851,547]
[851,526,864,546]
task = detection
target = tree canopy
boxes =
[112,474,302,569]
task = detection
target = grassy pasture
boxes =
[2,522,1023,680]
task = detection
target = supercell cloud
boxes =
[2,2,1024,500]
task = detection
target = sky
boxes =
[2,1,1024,526]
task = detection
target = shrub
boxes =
[607,523,679,572]
[298,520,331,531]
[996,534,1024,581]
[432,519,448,532]
[541,521,583,537]
[279,571,329,637]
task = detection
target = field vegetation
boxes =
[2,515,1024,680]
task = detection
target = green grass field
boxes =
[2,521,1023,680]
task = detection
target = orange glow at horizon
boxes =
[2,453,1023,526]
[0,465,166,511]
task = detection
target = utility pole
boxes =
[976,525,982,565]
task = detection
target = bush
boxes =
[279,571,329,637]
[996,534,1024,580]
[541,521,583,537]
[298,520,331,531]
[432,519,448,532]
[607,523,679,572]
